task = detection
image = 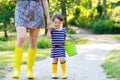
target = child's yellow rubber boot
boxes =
[12,47,23,79]
[61,61,67,79]
[26,48,36,79]
[52,63,58,79]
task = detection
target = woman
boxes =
[12,0,50,79]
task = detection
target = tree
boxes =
[49,0,80,27]
[0,1,15,38]
[103,0,106,18]
[60,0,67,27]
[96,1,103,18]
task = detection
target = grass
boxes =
[102,47,120,80]
[111,36,120,40]
[0,31,90,79]
[0,49,50,78]
[102,35,120,80]
[37,36,51,49]
[75,37,91,45]
[0,32,51,78]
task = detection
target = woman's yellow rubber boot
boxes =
[26,48,36,79]
[52,63,58,79]
[12,47,23,79]
[61,62,67,79]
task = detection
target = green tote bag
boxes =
[65,40,77,57]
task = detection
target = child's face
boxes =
[53,18,63,28]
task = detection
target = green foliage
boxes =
[68,5,98,28]
[0,1,15,38]
[0,49,50,78]
[74,7,81,18]
[96,1,103,17]
[0,0,120,35]
[68,0,120,34]
[0,35,52,51]
[112,36,120,40]
[68,17,77,26]
[110,6,120,23]
[49,0,80,17]
[92,19,113,34]
[102,47,120,79]
[0,35,15,51]
[111,1,120,9]
[67,27,76,34]
[110,26,120,34]
[37,36,51,49]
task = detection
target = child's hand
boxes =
[47,28,51,39]
[66,37,70,41]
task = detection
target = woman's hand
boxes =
[47,28,51,39]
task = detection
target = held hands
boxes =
[46,19,52,38]
[47,18,52,30]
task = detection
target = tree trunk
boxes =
[103,0,106,18]
[4,28,8,38]
[4,23,8,38]
[61,0,67,27]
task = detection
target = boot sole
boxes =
[52,77,58,79]
[62,77,67,79]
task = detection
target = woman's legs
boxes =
[12,27,27,78]
[26,28,40,79]
[60,57,67,79]
[16,27,27,47]
[52,58,58,79]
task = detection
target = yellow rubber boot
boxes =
[61,62,67,79]
[52,63,58,79]
[12,47,23,79]
[26,48,36,79]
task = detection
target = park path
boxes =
[3,28,120,80]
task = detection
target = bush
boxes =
[111,26,120,34]
[110,6,120,23]
[0,36,15,51]
[37,36,51,49]
[67,27,76,34]
[92,19,114,34]
[0,36,52,51]
[68,17,77,26]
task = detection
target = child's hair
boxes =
[52,13,64,22]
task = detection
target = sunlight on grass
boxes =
[0,49,50,66]
[0,49,50,78]
[111,36,120,40]
[75,38,91,45]
[102,47,120,79]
